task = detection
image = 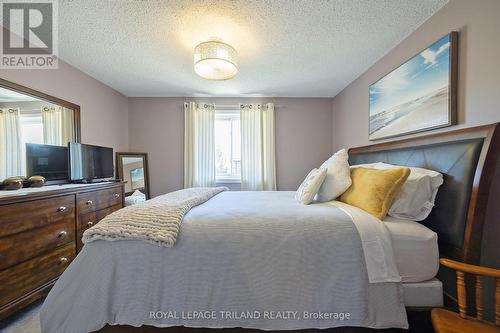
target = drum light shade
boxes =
[194,41,238,80]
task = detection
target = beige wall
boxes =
[0,30,129,154]
[331,0,500,150]
[128,97,333,197]
[330,0,500,319]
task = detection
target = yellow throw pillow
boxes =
[340,167,410,219]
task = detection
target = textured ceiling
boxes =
[58,0,447,97]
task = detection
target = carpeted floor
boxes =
[0,301,41,333]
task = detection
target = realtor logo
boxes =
[1,0,58,68]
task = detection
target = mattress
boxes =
[383,217,439,283]
[402,278,443,307]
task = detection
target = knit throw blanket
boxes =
[82,187,227,248]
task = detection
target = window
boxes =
[20,113,44,145]
[19,113,44,175]
[215,111,241,182]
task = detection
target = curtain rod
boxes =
[213,104,283,109]
[184,102,284,109]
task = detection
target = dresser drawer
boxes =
[0,195,75,238]
[0,220,74,270]
[78,211,98,233]
[97,203,122,219]
[76,204,122,251]
[0,243,75,307]
[78,203,122,233]
[77,187,122,214]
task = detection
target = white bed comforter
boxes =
[40,191,407,332]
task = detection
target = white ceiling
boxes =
[58,0,447,97]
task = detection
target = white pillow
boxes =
[131,190,145,197]
[125,194,146,206]
[295,168,327,205]
[352,162,443,221]
[315,149,352,202]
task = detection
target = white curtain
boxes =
[240,103,276,191]
[42,106,75,146]
[0,108,22,179]
[184,102,216,188]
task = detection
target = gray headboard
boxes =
[348,123,499,264]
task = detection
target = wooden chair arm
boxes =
[440,258,500,278]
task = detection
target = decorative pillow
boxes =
[315,149,352,202]
[353,162,443,221]
[340,167,410,219]
[295,168,327,205]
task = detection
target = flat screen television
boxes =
[69,143,114,181]
[26,143,69,181]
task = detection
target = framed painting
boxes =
[369,32,458,140]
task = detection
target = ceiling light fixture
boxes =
[194,40,238,80]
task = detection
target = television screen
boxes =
[26,143,69,181]
[69,143,113,181]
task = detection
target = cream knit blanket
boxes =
[82,187,227,247]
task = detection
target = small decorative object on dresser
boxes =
[0,181,124,320]
[28,175,46,187]
[2,177,23,190]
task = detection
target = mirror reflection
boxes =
[116,152,150,206]
[124,157,145,192]
[0,86,77,180]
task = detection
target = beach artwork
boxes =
[130,167,145,190]
[369,33,457,140]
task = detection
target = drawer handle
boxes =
[86,200,93,205]
[113,193,120,198]
[58,230,68,238]
[57,206,67,212]
[59,257,69,265]
[86,221,94,227]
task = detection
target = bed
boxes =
[40,123,499,332]
[348,123,499,315]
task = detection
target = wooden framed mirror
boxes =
[0,78,81,183]
[116,152,151,204]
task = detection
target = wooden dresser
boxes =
[0,182,124,320]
